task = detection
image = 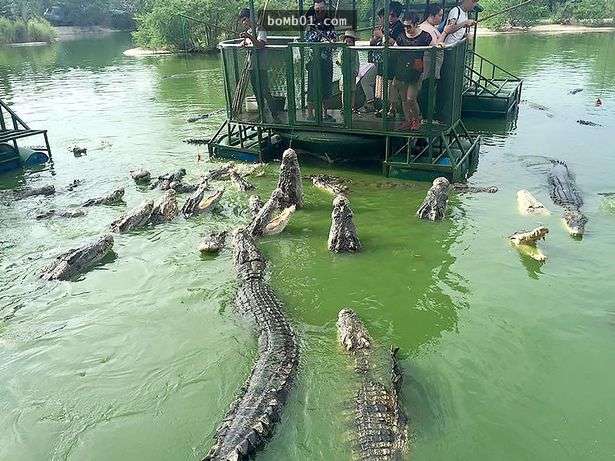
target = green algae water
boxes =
[1,31,615,460]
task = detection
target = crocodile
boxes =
[453,183,498,194]
[520,100,554,118]
[150,169,187,191]
[182,185,224,218]
[548,161,588,236]
[517,190,550,216]
[41,234,114,281]
[69,146,87,157]
[276,149,303,209]
[417,177,450,221]
[82,188,125,207]
[36,209,86,220]
[510,227,549,262]
[263,205,296,236]
[337,309,407,461]
[569,88,584,95]
[229,169,255,192]
[14,185,55,200]
[328,194,361,253]
[184,138,211,145]
[198,231,227,254]
[130,169,151,184]
[577,119,602,127]
[110,200,155,233]
[203,229,298,461]
[311,174,350,196]
[248,188,283,237]
[248,195,263,218]
[205,163,236,182]
[149,190,179,225]
[66,179,83,191]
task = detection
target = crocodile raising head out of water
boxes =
[203,229,299,461]
[337,309,407,461]
[548,161,588,236]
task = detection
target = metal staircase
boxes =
[462,51,523,117]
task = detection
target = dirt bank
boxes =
[477,23,615,36]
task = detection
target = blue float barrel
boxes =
[18,146,49,166]
[0,143,21,173]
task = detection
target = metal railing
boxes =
[0,98,31,133]
[464,51,521,98]
[218,37,469,138]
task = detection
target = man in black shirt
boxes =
[369,2,404,116]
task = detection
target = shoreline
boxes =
[123,47,176,57]
[477,23,615,36]
[55,26,123,42]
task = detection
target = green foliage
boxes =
[0,0,141,27]
[551,0,615,22]
[133,0,243,51]
[0,16,56,43]
[479,0,550,29]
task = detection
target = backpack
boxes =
[438,6,461,34]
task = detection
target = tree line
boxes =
[1,0,614,47]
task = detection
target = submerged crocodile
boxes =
[453,183,498,194]
[548,161,588,236]
[204,229,299,460]
[36,209,86,220]
[82,188,125,207]
[577,119,602,127]
[130,169,151,184]
[41,234,114,281]
[14,185,55,200]
[311,174,349,196]
[198,231,227,254]
[337,309,407,460]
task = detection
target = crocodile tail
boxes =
[390,346,408,453]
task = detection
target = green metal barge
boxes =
[207,1,522,182]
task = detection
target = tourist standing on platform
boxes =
[421,4,444,45]
[305,0,337,122]
[442,0,478,46]
[369,2,404,117]
[420,4,445,81]
[393,12,432,130]
[341,30,360,113]
[239,8,280,122]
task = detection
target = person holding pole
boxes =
[442,0,479,46]
[239,8,280,122]
[305,0,337,122]
[369,2,404,117]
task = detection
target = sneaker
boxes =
[410,118,423,130]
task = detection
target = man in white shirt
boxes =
[442,0,479,46]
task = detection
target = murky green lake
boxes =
[1,31,615,460]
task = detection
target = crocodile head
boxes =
[337,309,371,352]
[562,209,587,237]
